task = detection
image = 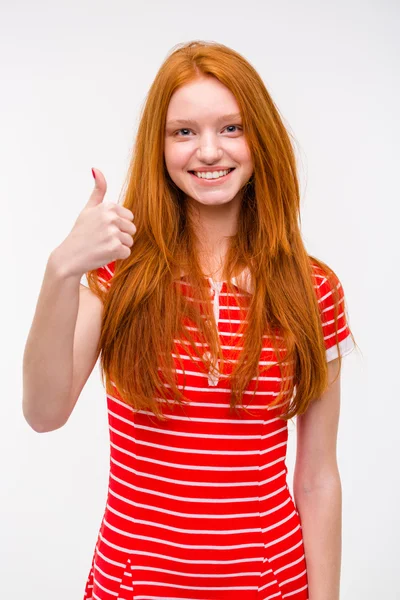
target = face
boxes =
[164,76,253,210]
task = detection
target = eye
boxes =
[175,128,192,136]
[174,125,242,137]
[225,125,242,133]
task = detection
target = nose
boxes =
[196,132,223,163]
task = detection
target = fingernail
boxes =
[91,168,96,180]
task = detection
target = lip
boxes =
[189,168,235,185]
[189,167,234,172]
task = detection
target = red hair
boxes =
[86,40,357,420]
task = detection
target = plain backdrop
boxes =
[2,0,399,598]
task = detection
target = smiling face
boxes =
[164,76,254,211]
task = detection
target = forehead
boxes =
[166,77,241,122]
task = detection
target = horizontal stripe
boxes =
[109,469,287,503]
[109,455,286,487]
[99,546,260,566]
[110,393,286,412]
[176,328,285,340]
[129,564,261,578]
[95,540,303,569]
[280,569,307,587]
[103,508,297,537]
[110,439,288,472]
[109,412,285,441]
[282,583,309,597]
[109,424,288,454]
[275,553,306,575]
[93,576,117,597]
[130,409,279,425]
[100,527,265,551]
[106,493,292,521]
[158,380,293,393]
[128,581,257,591]
[133,597,200,600]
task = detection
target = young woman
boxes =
[23,41,356,599]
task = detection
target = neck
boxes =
[186,193,241,256]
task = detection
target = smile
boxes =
[188,168,235,183]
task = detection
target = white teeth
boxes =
[193,169,232,179]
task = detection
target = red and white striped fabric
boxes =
[83,261,354,600]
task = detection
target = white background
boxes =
[2,0,399,598]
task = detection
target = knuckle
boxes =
[110,236,121,251]
[105,210,117,225]
[107,223,119,237]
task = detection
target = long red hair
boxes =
[86,40,357,421]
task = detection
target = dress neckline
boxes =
[178,266,253,294]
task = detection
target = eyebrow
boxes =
[166,112,242,127]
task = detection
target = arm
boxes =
[293,358,342,600]
[22,250,103,432]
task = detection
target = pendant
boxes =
[203,351,220,386]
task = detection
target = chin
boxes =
[191,195,238,207]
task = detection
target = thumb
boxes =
[86,167,107,207]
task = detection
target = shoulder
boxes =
[309,257,341,295]
[308,256,355,362]
[309,257,345,314]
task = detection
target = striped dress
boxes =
[82,260,354,600]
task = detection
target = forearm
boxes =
[293,475,342,600]
[22,250,81,432]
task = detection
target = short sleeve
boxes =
[80,261,116,292]
[96,261,116,292]
[315,268,355,362]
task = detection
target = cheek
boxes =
[237,140,252,161]
[164,148,188,187]
[240,147,254,173]
[226,138,252,166]
[165,146,191,173]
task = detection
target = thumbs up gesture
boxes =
[54,168,136,278]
